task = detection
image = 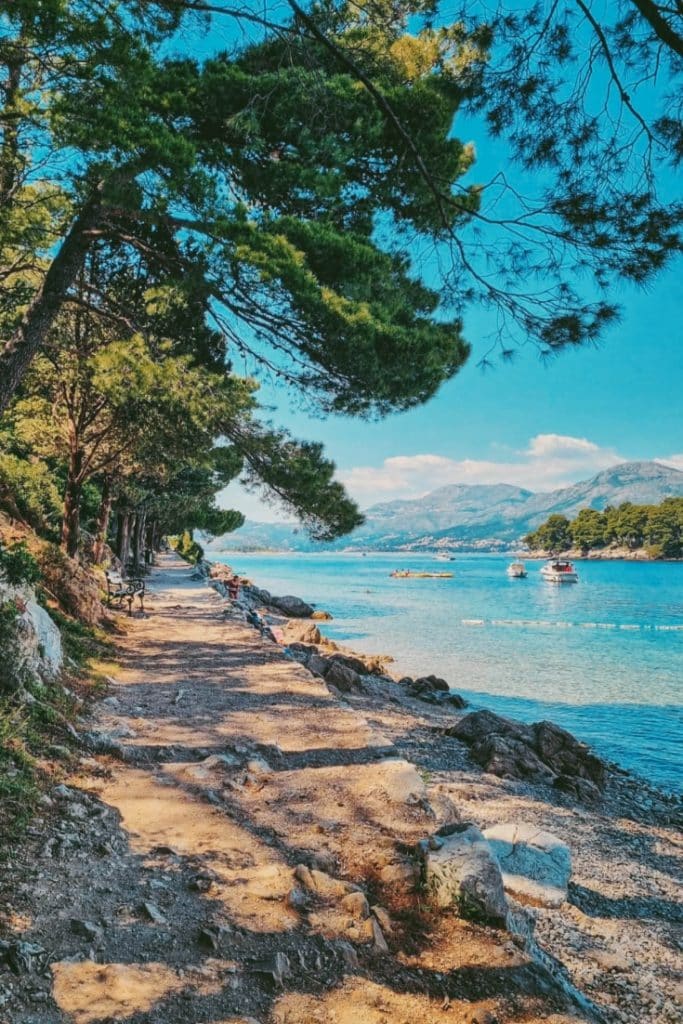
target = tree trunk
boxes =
[92,476,114,564]
[116,511,132,568]
[131,510,146,573]
[0,186,104,414]
[61,448,83,558]
[0,50,22,207]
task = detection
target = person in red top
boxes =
[227,575,240,600]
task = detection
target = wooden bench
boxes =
[105,571,145,615]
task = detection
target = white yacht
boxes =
[540,559,579,583]
[506,561,528,578]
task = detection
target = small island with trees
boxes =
[524,498,683,560]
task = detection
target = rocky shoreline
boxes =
[197,556,683,1024]
[526,546,682,562]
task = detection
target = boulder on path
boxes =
[421,824,508,924]
[282,620,321,645]
[324,659,363,693]
[447,710,606,793]
[484,824,571,907]
[272,595,315,617]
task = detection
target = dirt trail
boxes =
[2,555,602,1023]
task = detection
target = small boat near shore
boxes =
[435,553,455,562]
[390,570,454,578]
[540,559,579,583]
[506,561,528,578]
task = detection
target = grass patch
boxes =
[0,608,117,857]
[46,606,113,667]
[0,682,81,852]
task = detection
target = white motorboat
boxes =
[506,561,528,578]
[435,553,455,562]
[540,559,579,583]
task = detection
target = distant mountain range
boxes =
[207,461,683,553]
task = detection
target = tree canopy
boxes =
[2,0,680,414]
[0,0,474,415]
[0,0,681,551]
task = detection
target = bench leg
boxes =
[126,595,133,616]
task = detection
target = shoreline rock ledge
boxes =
[446,709,606,801]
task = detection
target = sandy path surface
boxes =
[1,554,676,1023]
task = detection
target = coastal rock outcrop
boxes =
[447,710,606,794]
[325,659,364,693]
[282,620,322,645]
[285,642,391,691]
[483,824,571,908]
[402,675,468,707]
[413,674,450,693]
[271,594,315,617]
[420,824,508,924]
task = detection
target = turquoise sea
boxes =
[214,552,682,793]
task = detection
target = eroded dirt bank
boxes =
[1,554,680,1024]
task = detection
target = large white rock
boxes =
[423,825,508,923]
[23,598,63,678]
[484,823,571,908]
[2,580,63,685]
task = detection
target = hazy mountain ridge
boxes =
[209,461,683,552]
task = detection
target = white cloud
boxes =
[337,433,626,505]
[524,433,604,458]
[656,454,683,472]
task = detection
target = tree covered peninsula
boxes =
[525,498,683,559]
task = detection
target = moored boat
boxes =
[506,561,528,578]
[540,559,579,583]
[390,570,453,578]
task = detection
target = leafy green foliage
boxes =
[0,600,25,693]
[569,509,608,552]
[170,530,204,564]
[0,444,63,536]
[0,540,41,586]
[524,514,572,553]
[0,0,474,417]
[233,423,364,541]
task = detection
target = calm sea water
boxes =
[214,551,682,792]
